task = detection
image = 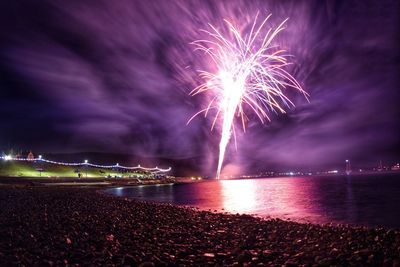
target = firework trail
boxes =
[189,14,308,179]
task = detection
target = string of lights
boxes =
[0,155,171,173]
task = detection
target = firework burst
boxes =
[189,13,308,179]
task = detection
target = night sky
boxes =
[0,0,399,175]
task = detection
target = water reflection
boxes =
[220,179,257,214]
[345,176,356,223]
[105,174,400,227]
[219,177,332,223]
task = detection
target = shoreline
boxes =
[0,184,399,266]
[100,188,320,228]
[2,175,400,228]
[0,176,187,188]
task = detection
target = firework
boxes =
[189,13,308,179]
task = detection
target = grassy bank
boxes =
[0,161,143,178]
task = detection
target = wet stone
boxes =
[122,254,137,266]
[0,187,400,266]
[139,262,155,267]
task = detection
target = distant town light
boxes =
[84,159,88,164]
[38,155,42,160]
[4,155,11,161]
[345,159,349,162]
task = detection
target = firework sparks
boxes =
[189,14,308,179]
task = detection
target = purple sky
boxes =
[0,0,399,174]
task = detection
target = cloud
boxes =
[0,0,398,174]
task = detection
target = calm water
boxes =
[105,174,400,228]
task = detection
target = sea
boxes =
[105,174,400,228]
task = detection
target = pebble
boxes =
[0,187,399,266]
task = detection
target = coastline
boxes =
[0,183,399,266]
[0,176,184,188]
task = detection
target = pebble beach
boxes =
[0,185,399,266]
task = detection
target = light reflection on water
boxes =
[218,178,328,223]
[220,179,257,214]
[105,175,400,228]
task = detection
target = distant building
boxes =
[15,151,23,159]
[392,163,400,171]
[377,160,383,171]
[27,151,34,160]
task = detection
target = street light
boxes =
[84,160,88,178]
[36,155,43,177]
